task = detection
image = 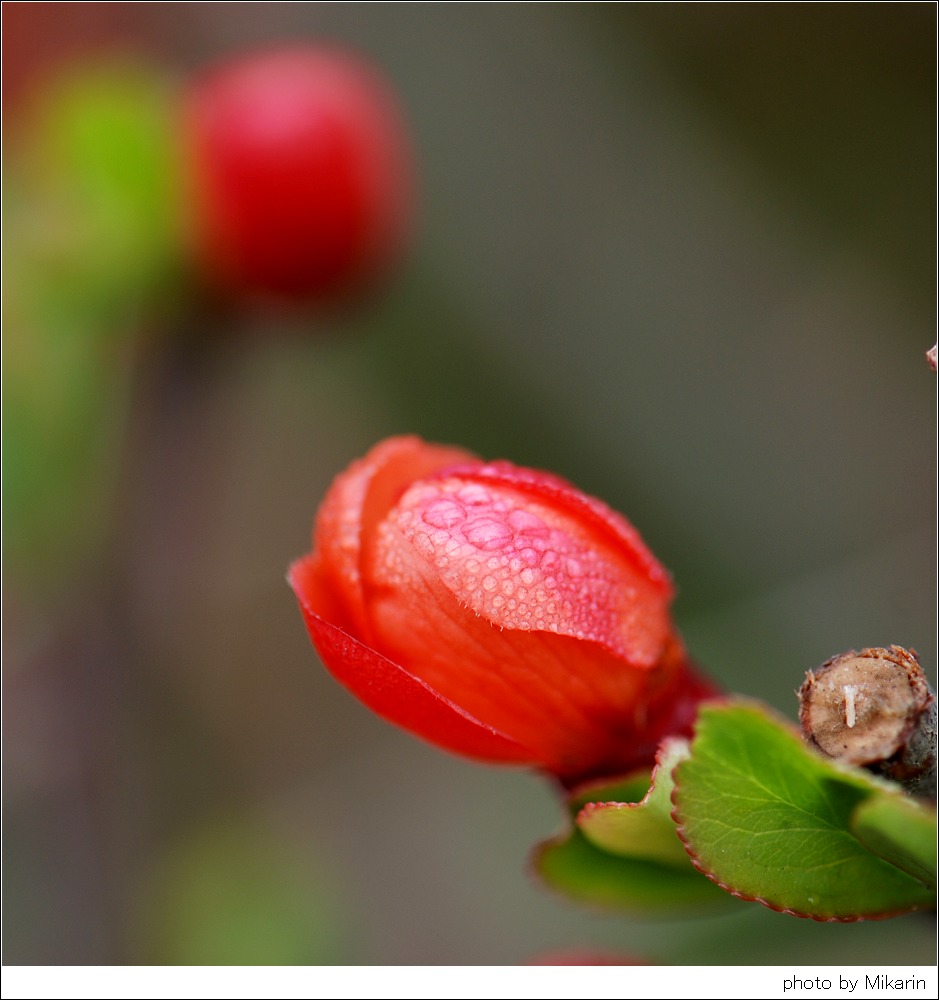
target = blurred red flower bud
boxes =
[181,45,412,303]
[289,437,716,784]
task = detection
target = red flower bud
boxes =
[289,436,716,783]
[181,45,412,303]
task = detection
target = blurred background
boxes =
[3,2,935,966]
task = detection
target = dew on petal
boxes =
[457,484,492,506]
[507,508,549,537]
[422,497,467,529]
[465,517,514,550]
[389,467,672,665]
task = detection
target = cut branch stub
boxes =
[798,645,936,799]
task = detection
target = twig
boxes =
[798,645,936,799]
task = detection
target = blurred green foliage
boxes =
[3,62,181,589]
[18,62,181,308]
[137,817,345,964]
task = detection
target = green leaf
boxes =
[565,770,653,815]
[533,826,733,915]
[577,738,691,867]
[673,700,936,920]
[851,794,937,890]
[534,742,733,915]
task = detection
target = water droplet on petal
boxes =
[422,497,467,529]
[457,484,492,506]
[465,517,513,550]
[507,509,549,537]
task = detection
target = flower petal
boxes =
[385,464,672,667]
[310,435,472,635]
[289,554,534,764]
[364,518,699,778]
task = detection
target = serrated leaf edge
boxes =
[669,698,935,923]
[575,738,690,866]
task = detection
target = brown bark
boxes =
[798,645,936,799]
